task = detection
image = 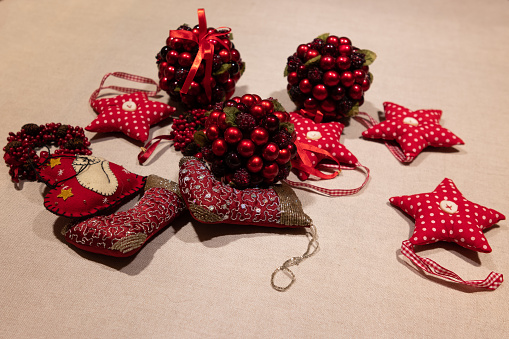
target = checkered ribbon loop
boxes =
[89,72,160,105]
[354,112,415,163]
[284,163,370,197]
[401,240,503,290]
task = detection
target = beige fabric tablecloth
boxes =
[1,0,508,337]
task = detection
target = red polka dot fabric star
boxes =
[390,178,505,290]
[362,102,464,162]
[291,112,358,180]
[86,92,175,142]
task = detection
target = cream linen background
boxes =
[1,0,508,337]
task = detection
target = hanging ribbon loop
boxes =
[401,240,503,290]
[89,72,160,105]
[169,9,231,103]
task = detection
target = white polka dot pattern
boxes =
[87,92,175,142]
[362,102,464,159]
[390,178,505,253]
[290,112,358,180]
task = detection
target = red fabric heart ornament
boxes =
[38,153,146,218]
[62,175,186,257]
[179,157,312,228]
[390,178,505,290]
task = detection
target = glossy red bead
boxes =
[247,155,263,173]
[276,148,292,165]
[323,70,340,87]
[262,162,279,179]
[250,127,269,146]
[212,139,227,156]
[224,127,243,144]
[320,56,335,70]
[262,142,280,162]
[312,84,328,101]
[299,79,312,94]
[341,71,355,87]
[237,139,256,157]
[348,84,363,100]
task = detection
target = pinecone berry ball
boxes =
[193,94,297,188]
[285,33,376,121]
[156,21,245,109]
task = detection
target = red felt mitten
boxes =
[38,153,146,218]
[63,175,186,257]
[390,178,505,290]
[179,157,311,228]
[361,102,464,162]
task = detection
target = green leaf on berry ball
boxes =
[239,61,246,76]
[174,86,182,93]
[223,107,240,126]
[346,103,360,117]
[316,33,330,42]
[358,49,377,66]
[193,130,208,147]
[368,72,374,84]
[280,122,295,135]
[204,110,212,117]
[304,55,322,67]
[284,65,289,77]
[229,33,234,40]
[271,99,287,113]
[213,63,232,76]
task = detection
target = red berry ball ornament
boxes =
[285,33,376,121]
[156,14,246,109]
[193,96,295,188]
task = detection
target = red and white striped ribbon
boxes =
[354,112,415,163]
[401,240,503,290]
[89,72,160,105]
[285,163,370,197]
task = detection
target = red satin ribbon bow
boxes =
[299,109,324,123]
[170,9,231,103]
[292,141,340,180]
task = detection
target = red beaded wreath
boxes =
[3,123,92,182]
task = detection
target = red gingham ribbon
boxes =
[401,240,503,290]
[285,163,370,197]
[89,72,160,105]
[354,112,415,163]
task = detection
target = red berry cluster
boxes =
[285,33,376,121]
[196,94,297,188]
[3,123,92,182]
[169,109,208,153]
[156,24,245,108]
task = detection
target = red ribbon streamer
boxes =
[169,9,231,103]
[292,141,340,180]
[299,109,324,123]
[137,135,173,165]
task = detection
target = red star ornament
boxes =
[362,102,464,162]
[390,178,505,290]
[390,178,505,251]
[291,112,358,181]
[86,92,175,142]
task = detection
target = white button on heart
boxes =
[122,100,137,111]
[440,200,458,214]
[403,117,419,126]
[306,131,322,140]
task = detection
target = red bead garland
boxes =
[3,123,92,182]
